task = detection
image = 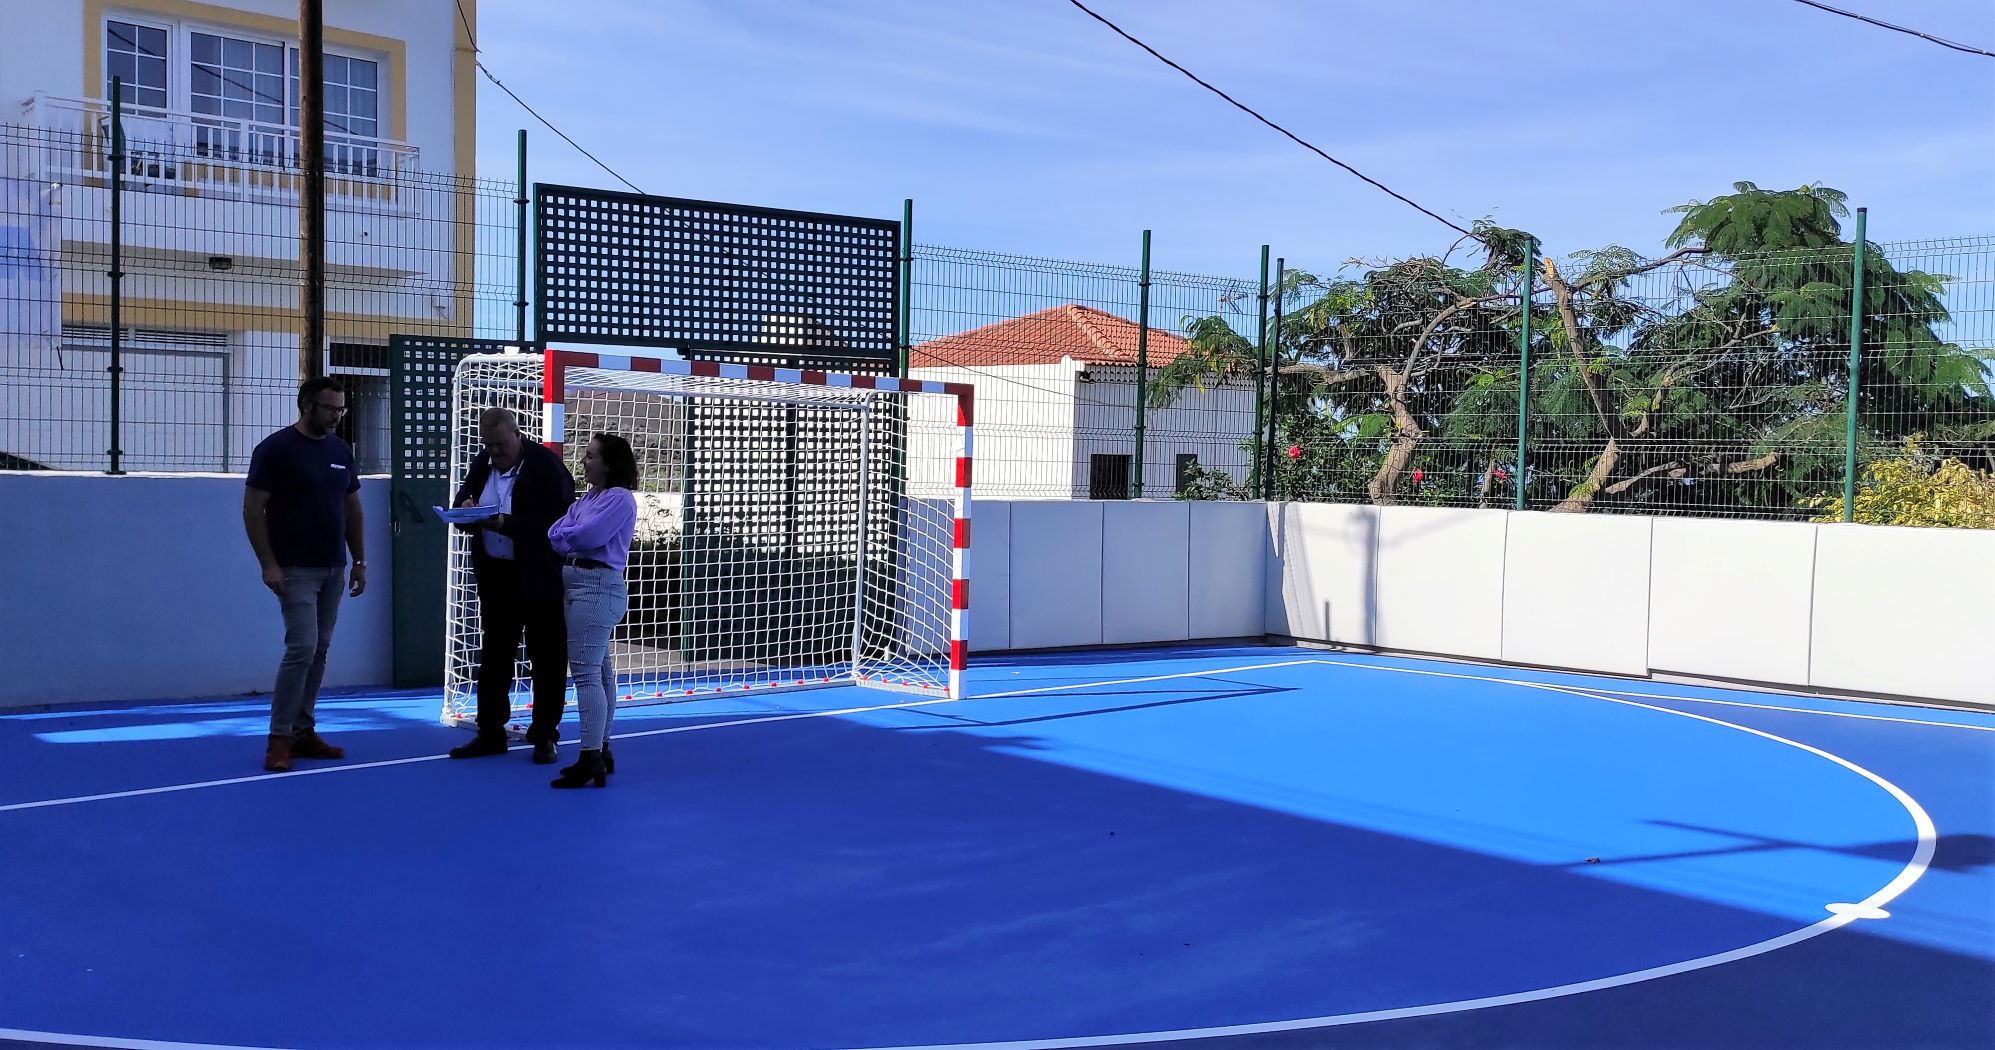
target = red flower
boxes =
[1411,469,1424,484]
[1286,445,1302,459]
[1493,467,1509,480]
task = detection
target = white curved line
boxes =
[0,659,1934,1050]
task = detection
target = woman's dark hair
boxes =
[593,433,639,490]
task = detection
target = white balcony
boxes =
[20,93,422,210]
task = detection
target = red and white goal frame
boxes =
[441,348,974,725]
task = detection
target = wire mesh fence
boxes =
[908,244,1260,501]
[3,115,1989,525]
[0,119,518,474]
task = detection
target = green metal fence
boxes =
[3,117,1989,526]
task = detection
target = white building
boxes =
[911,304,1257,500]
[0,0,479,472]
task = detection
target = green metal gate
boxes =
[388,336,517,688]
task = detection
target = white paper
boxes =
[433,504,499,524]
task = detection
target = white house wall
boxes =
[2,2,468,171]
[909,362,1079,499]
[1074,365,1256,497]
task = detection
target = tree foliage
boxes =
[1150,182,1995,526]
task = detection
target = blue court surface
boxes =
[3,645,1992,1050]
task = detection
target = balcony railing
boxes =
[21,94,422,206]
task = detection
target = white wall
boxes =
[3,2,467,169]
[1000,499,1264,652]
[1267,504,1995,707]
[1648,518,1817,686]
[1502,513,1651,676]
[1809,524,1995,704]
[909,362,1078,500]
[0,470,393,708]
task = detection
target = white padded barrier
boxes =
[1809,523,1995,704]
[1101,501,1192,645]
[1501,512,1652,676]
[1649,518,1817,687]
[1373,506,1508,661]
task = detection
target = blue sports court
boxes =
[3,644,1990,1050]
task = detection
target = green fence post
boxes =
[900,198,913,379]
[107,79,125,475]
[514,129,528,348]
[1262,257,1285,501]
[1133,229,1151,499]
[1841,207,1868,523]
[1515,236,1535,510]
[1250,244,1270,496]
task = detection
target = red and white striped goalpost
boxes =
[538,349,975,701]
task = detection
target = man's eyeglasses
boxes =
[313,402,348,415]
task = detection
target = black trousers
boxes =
[474,562,568,741]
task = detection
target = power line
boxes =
[1788,0,1995,58]
[453,0,645,193]
[1064,0,1472,237]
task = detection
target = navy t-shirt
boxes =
[246,425,360,568]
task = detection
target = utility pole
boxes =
[298,0,325,382]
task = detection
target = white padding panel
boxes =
[1809,524,1995,705]
[968,502,1011,653]
[1649,518,1816,686]
[1008,500,1105,650]
[1502,513,1651,675]
[1189,501,1266,639]
[1374,506,1507,660]
[1266,502,1382,646]
[1102,501,1191,644]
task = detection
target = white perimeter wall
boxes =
[1267,503,1994,706]
[0,471,393,708]
[3,475,1986,709]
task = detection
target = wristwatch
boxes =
[353,560,367,568]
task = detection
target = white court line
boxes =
[829,667,1937,1050]
[0,660,1316,815]
[1585,687,1995,733]
[1312,658,1995,732]
[0,658,1938,1050]
[0,1029,279,1050]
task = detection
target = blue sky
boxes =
[471,0,1995,278]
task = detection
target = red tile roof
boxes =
[911,304,1191,369]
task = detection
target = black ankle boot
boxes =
[601,741,615,774]
[551,749,606,789]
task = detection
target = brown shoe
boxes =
[291,732,345,761]
[264,734,293,773]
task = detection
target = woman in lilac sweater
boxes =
[546,433,639,789]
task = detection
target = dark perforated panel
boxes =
[534,184,899,363]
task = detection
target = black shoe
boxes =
[601,741,615,774]
[551,749,607,789]
[532,739,558,765]
[448,734,508,759]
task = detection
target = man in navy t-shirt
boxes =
[243,377,367,773]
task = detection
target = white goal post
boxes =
[443,349,974,728]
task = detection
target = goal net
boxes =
[443,350,973,728]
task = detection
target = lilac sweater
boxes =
[548,487,638,571]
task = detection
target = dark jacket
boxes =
[452,440,576,603]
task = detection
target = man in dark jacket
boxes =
[447,407,576,763]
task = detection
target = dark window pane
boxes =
[192,64,220,96]
[349,58,376,90]
[224,38,252,69]
[324,54,349,83]
[349,88,377,122]
[191,33,218,64]
[107,51,135,86]
[135,25,166,56]
[255,42,282,74]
